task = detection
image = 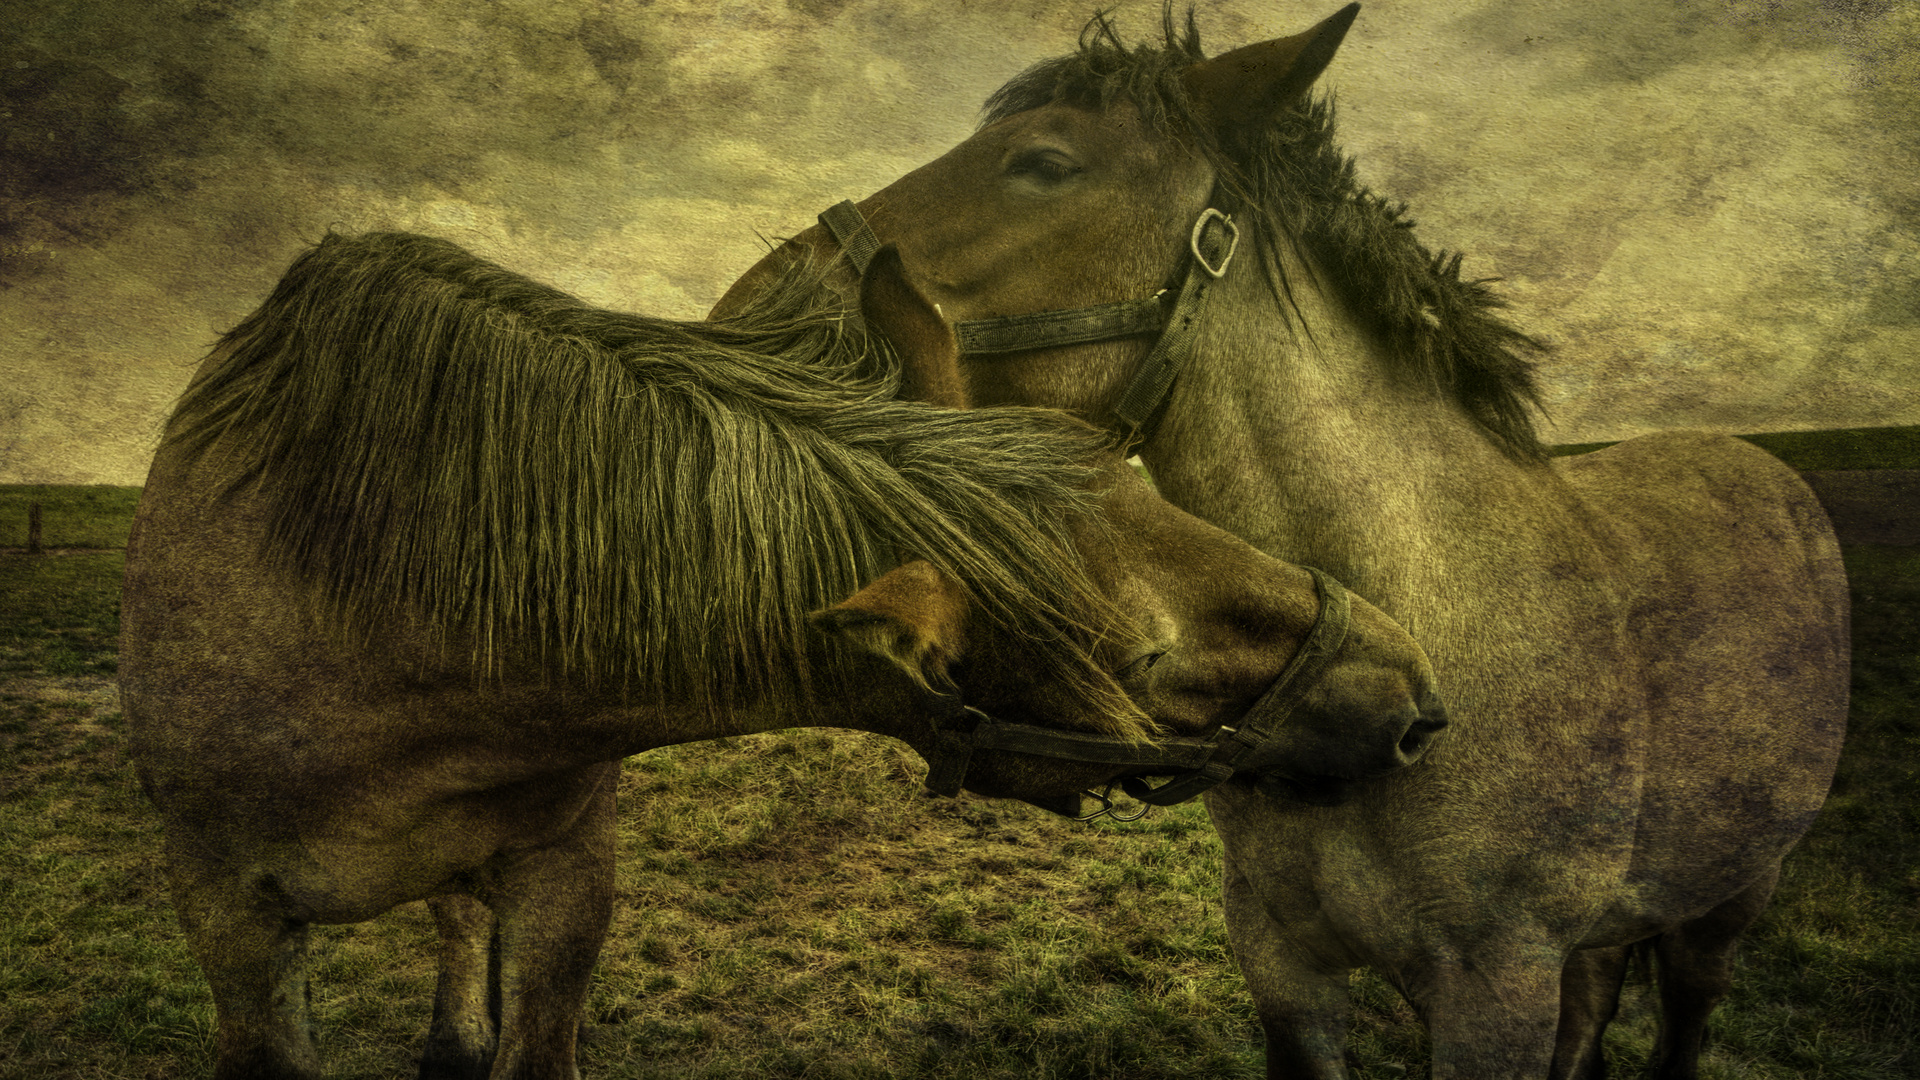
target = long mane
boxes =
[165,231,1149,732]
[981,7,1549,462]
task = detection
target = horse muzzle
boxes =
[913,567,1447,818]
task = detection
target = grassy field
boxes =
[0,487,144,552]
[0,508,1914,1077]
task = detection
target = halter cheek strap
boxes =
[817,199,1239,448]
[1119,563,1349,806]
[1107,207,1237,444]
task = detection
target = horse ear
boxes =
[812,560,971,688]
[1181,3,1360,143]
[858,244,971,409]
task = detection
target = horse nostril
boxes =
[1397,701,1449,760]
[1397,728,1428,759]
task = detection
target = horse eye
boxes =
[1118,650,1166,681]
[1009,150,1080,184]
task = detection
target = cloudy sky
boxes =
[2,0,1915,483]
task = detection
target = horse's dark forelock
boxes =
[166,231,1151,734]
[982,7,1206,132]
[980,6,1549,462]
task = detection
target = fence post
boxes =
[27,501,41,555]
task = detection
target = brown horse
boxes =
[121,230,1445,1079]
[716,6,1851,1077]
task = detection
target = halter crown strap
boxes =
[818,200,882,276]
[918,688,989,798]
[816,201,887,340]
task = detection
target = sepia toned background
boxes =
[1,0,1915,485]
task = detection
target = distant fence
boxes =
[1550,425,1920,546]
[0,486,143,551]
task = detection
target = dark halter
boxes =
[817,200,1340,817]
[818,199,1239,447]
[920,565,1351,816]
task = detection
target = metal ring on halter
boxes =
[1072,784,1152,823]
[1190,208,1238,279]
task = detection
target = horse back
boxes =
[1555,431,1848,935]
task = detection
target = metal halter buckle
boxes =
[1190,208,1238,279]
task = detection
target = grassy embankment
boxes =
[0,440,1913,1078]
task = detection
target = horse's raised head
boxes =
[713,6,1363,437]
[814,460,1447,814]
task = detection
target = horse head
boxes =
[712,6,1362,437]
[812,474,1447,814]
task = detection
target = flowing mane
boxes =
[981,8,1548,461]
[165,231,1149,731]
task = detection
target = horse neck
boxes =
[595,656,932,759]
[1141,246,1608,631]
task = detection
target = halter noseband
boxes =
[921,564,1350,814]
[818,199,1238,447]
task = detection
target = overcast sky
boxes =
[2,0,1915,483]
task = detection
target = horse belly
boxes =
[131,663,617,924]
[277,766,614,922]
[133,666,617,925]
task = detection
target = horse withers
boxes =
[717,7,1850,1077]
[121,231,1443,1079]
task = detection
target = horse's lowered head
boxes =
[811,247,1447,815]
[813,463,1447,814]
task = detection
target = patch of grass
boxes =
[564,736,1266,1080]
[0,552,124,677]
[0,540,1913,1078]
[0,486,142,550]
[0,676,213,1080]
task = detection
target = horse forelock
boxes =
[980,6,1549,462]
[162,230,1151,735]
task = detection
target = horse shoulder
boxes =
[128,442,636,901]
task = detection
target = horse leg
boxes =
[163,839,322,1080]
[1547,945,1632,1080]
[479,763,619,1080]
[1649,865,1780,1080]
[1414,949,1562,1079]
[1221,865,1353,1079]
[420,893,500,1079]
